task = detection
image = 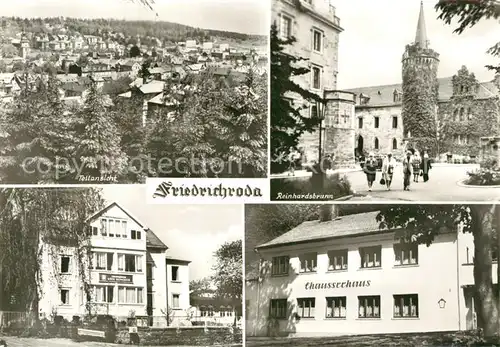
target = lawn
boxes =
[246,331,500,347]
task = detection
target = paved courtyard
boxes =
[345,163,500,201]
[272,164,500,202]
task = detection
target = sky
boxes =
[100,185,243,281]
[0,0,268,35]
[334,0,499,89]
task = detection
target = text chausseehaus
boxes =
[153,181,263,199]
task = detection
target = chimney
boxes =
[319,204,338,222]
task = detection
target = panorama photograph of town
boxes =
[0,0,268,183]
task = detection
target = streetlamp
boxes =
[316,100,326,164]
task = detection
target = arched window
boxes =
[467,107,472,120]
[459,108,464,121]
[453,109,458,122]
[392,138,398,150]
[374,137,379,150]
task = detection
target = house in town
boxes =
[38,202,191,327]
[246,208,496,337]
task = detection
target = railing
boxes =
[0,311,28,328]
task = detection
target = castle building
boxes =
[38,202,190,327]
[346,2,500,160]
[246,210,497,337]
[19,33,30,60]
[273,0,356,166]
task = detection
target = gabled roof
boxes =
[87,202,168,250]
[139,80,165,94]
[256,211,386,250]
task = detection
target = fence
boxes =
[0,311,29,328]
[114,315,242,328]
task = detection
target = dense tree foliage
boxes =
[0,188,104,318]
[270,24,323,173]
[212,239,242,325]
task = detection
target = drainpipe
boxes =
[165,259,169,327]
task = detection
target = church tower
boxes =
[401,1,440,154]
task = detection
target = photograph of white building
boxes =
[38,201,190,327]
[245,204,499,346]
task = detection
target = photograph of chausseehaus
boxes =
[270,0,500,201]
[245,204,500,346]
[0,187,243,347]
[0,0,268,184]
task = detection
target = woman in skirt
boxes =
[412,151,421,182]
[381,153,396,190]
[364,152,377,192]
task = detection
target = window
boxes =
[94,285,114,303]
[392,116,398,128]
[131,229,142,240]
[311,66,321,90]
[358,295,380,318]
[374,137,379,150]
[326,297,346,318]
[280,15,292,39]
[459,107,464,121]
[101,218,127,237]
[60,289,70,305]
[492,250,498,262]
[453,109,458,121]
[269,299,287,319]
[393,294,418,318]
[171,266,179,281]
[118,287,144,304]
[297,298,315,318]
[60,256,71,273]
[172,294,180,308]
[374,116,379,128]
[299,253,317,273]
[467,107,472,120]
[95,252,107,270]
[121,221,127,238]
[118,254,143,272]
[312,29,322,52]
[92,226,98,236]
[271,256,289,276]
[328,249,348,271]
[360,246,382,268]
[392,138,398,150]
[394,243,418,265]
[310,104,318,118]
[358,117,363,129]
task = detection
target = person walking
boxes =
[364,152,377,192]
[381,152,396,191]
[421,149,432,182]
[287,148,299,176]
[402,151,413,191]
[412,150,421,182]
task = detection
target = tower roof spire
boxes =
[414,1,428,48]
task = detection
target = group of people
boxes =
[364,149,431,192]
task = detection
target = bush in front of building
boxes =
[465,158,500,186]
[270,173,352,200]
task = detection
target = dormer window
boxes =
[360,94,370,105]
[393,90,401,103]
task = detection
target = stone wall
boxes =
[324,127,355,166]
[115,326,242,346]
[438,97,500,156]
[355,105,405,158]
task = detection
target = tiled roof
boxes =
[345,77,499,107]
[146,228,168,250]
[256,211,386,249]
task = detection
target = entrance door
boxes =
[356,135,364,157]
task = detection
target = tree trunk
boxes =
[471,205,498,336]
